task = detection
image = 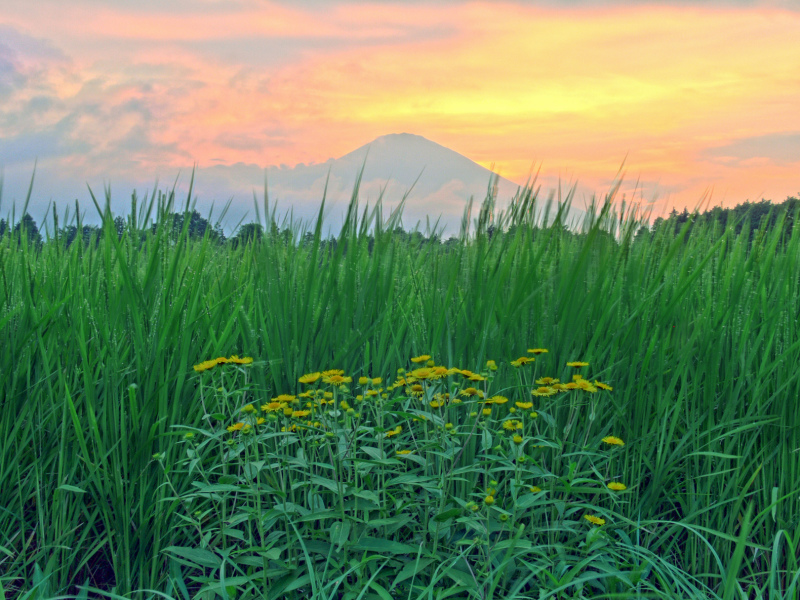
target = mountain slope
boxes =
[199,133,525,233]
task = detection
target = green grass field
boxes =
[1,179,799,599]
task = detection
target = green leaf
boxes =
[352,537,417,555]
[392,557,435,586]
[445,568,474,587]
[56,484,86,494]
[366,580,394,600]
[310,474,340,493]
[163,546,222,568]
[330,519,352,550]
[434,508,462,522]
[361,446,387,461]
[513,494,540,509]
[353,489,380,503]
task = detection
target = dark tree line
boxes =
[645,196,800,243]
[3,196,799,252]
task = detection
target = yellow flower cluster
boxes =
[193,355,253,373]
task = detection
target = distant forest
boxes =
[1,195,799,249]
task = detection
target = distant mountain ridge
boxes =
[199,133,524,234]
[335,133,517,187]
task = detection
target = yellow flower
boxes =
[502,419,523,431]
[567,361,589,367]
[584,514,606,526]
[273,394,297,403]
[486,359,498,371]
[322,369,345,376]
[410,368,434,380]
[228,355,253,365]
[459,369,476,378]
[397,450,413,455]
[193,357,226,372]
[484,495,495,505]
[531,386,557,397]
[602,436,625,446]
[607,482,627,491]
[512,434,523,444]
[527,348,548,355]
[410,355,431,363]
[385,425,402,438]
[430,366,450,379]
[226,422,245,433]
[468,373,486,382]
[529,486,542,493]
[299,372,321,384]
[261,401,286,412]
[372,377,382,385]
[573,374,583,381]
[256,417,266,425]
[529,411,538,419]
[594,381,613,391]
[323,374,353,385]
[459,387,484,398]
[577,380,598,393]
[515,401,533,409]
[292,410,311,418]
[488,395,509,405]
[358,376,370,385]
[366,389,379,397]
[510,356,533,367]
[340,400,350,410]
[240,403,256,413]
[535,377,559,385]
[283,407,293,417]
[482,408,492,416]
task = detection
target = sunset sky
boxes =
[1,0,799,229]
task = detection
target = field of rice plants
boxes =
[1,179,799,600]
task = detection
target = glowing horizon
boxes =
[1,0,799,223]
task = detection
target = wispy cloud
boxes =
[703,133,800,166]
[0,1,799,224]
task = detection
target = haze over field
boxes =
[1,0,799,231]
[198,133,528,235]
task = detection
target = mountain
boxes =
[197,133,525,235]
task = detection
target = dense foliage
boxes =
[1,181,799,599]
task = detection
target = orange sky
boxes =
[1,0,799,221]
